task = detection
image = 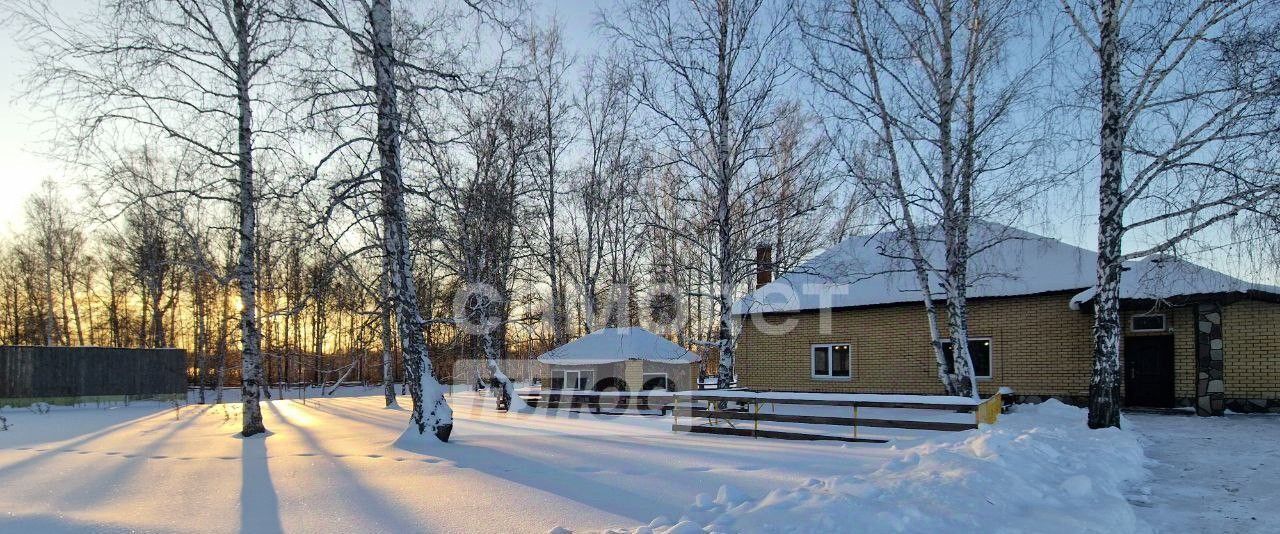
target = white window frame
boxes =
[641,372,670,391]
[943,338,994,380]
[811,343,852,380]
[1130,314,1167,332]
[561,370,594,391]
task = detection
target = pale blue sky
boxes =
[0,0,602,234]
[0,1,1273,284]
[0,20,63,233]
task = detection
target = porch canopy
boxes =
[536,327,700,365]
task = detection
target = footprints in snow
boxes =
[10,443,768,476]
[2,446,453,467]
[559,464,766,476]
[5,447,764,475]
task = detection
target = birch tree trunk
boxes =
[368,0,452,441]
[41,241,58,346]
[713,0,736,389]
[847,0,958,396]
[150,284,165,348]
[194,267,207,404]
[62,265,84,345]
[934,0,977,400]
[380,259,398,408]
[234,0,267,438]
[1087,0,1126,429]
[534,27,570,346]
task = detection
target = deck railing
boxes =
[672,390,999,443]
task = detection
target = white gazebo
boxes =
[537,327,700,391]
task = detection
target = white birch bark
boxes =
[712,1,736,389]
[380,259,399,408]
[368,0,452,441]
[233,0,267,437]
[1055,0,1280,428]
[846,0,959,396]
[1086,0,1126,429]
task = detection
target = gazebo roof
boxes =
[536,327,700,365]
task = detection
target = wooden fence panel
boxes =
[0,346,186,400]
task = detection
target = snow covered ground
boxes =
[0,391,1269,533]
[1127,412,1280,533]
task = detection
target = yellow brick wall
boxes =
[1221,300,1280,398]
[737,293,1278,400]
[738,292,1094,397]
[624,360,644,390]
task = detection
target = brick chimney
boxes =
[755,245,774,288]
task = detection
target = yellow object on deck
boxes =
[975,394,1002,425]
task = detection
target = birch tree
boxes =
[12,0,297,436]
[289,0,498,440]
[22,181,73,346]
[527,22,573,346]
[1060,0,1280,428]
[564,56,641,332]
[425,86,539,407]
[604,0,801,388]
[799,0,1048,398]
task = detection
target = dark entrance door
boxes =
[1124,335,1176,408]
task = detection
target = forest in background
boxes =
[1,0,1277,434]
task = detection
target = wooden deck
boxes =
[678,408,978,432]
[672,424,889,443]
[672,390,1000,443]
[518,390,676,414]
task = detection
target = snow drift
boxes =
[623,400,1148,534]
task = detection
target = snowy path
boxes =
[1128,413,1280,533]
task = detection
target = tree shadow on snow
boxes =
[0,407,176,450]
[56,406,214,508]
[0,409,186,483]
[240,435,284,534]
[0,513,138,533]
[395,432,672,523]
[264,402,423,532]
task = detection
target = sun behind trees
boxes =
[1,0,1277,444]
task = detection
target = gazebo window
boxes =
[642,373,670,391]
[558,370,594,390]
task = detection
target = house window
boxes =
[1131,314,1166,332]
[812,344,851,379]
[942,338,993,379]
[559,370,594,390]
[642,373,670,391]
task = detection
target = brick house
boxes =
[733,222,1280,414]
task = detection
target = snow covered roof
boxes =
[1068,254,1280,309]
[537,327,701,365]
[734,221,1280,314]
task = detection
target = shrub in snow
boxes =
[628,400,1147,533]
[0,414,7,431]
[29,402,50,414]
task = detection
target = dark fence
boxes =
[0,346,186,401]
